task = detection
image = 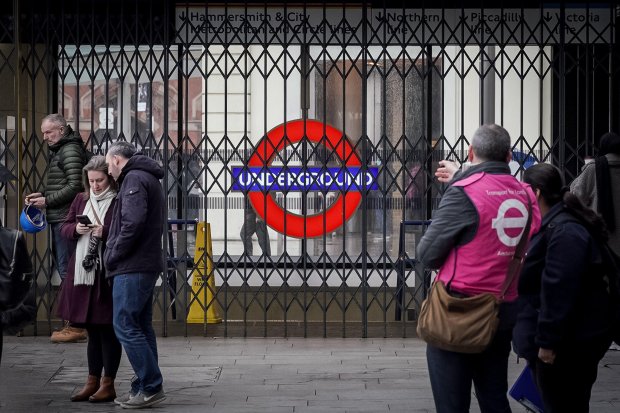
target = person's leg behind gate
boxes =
[240,209,257,255]
[255,219,271,256]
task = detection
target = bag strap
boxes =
[9,229,18,278]
[88,198,103,226]
[446,247,459,289]
[499,193,533,300]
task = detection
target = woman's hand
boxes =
[75,223,92,235]
[538,347,556,365]
[90,224,103,238]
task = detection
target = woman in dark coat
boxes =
[513,163,614,413]
[55,155,121,403]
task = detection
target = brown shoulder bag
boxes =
[416,196,532,353]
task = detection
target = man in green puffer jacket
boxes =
[25,113,88,343]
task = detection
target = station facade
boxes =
[0,1,617,336]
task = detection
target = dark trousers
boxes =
[50,222,69,280]
[0,324,3,365]
[240,210,271,256]
[426,328,513,413]
[86,324,122,378]
[530,337,611,413]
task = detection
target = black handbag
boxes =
[0,228,34,312]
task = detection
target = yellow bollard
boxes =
[187,222,222,324]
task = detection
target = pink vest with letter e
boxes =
[435,172,540,301]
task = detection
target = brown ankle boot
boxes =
[89,376,116,403]
[71,375,100,402]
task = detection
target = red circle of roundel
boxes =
[247,119,362,238]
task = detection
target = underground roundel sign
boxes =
[231,120,378,238]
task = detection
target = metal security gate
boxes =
[0,1,618,337]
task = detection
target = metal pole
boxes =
[482,46,495,125]
[300,45,310,120]
[14,0,22,211]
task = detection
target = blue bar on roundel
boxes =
[231,166,379,192]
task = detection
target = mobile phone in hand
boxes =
[76,215,93,225]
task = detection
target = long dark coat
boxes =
[512,203,613,361]
[55,193,116,325]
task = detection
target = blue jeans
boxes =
[112,273,163,395]
[50,223,69,279]
[426,328,513,413]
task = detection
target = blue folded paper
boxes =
[509,365,544,413]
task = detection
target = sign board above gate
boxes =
[175,7,613,45]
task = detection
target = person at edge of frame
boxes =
[513,163,614,413]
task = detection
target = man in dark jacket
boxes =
[26,114,87,277]
[25,113,87,343]
[104,141,166,409]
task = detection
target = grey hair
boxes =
[471,124,511,163]
[107,141,137,159]
[42,113,67,128]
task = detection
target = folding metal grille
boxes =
[1,1,618,337]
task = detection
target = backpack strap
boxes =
[8,230,30,283]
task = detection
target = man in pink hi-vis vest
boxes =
[417,124,541,413]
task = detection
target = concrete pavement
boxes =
[1,336,619,412]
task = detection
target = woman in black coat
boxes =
[513,163,614,413]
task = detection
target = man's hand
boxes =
[435,160,459,183]
[25,193,46,208]
[538,347,556,365]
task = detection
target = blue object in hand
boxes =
[509,364,545,413]
[20,204,47,233]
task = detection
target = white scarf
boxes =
[73,186,116,286]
